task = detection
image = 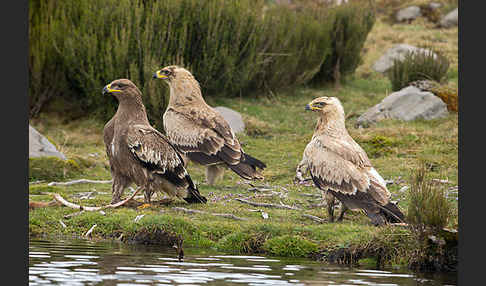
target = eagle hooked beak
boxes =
[153,70,168,79]
[305,102,325,111]
[102,83,121,95]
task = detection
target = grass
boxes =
[29,7,458,271]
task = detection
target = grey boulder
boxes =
[395,6,421,22]
[372,44,436,73]
[356,86,448,127]
[29,125,66,160]
[439,8,458,28]
[214,106,245,134]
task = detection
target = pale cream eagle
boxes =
[297,96,404,225]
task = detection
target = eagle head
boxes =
[153,65,198,85]
[102,79,142,101]
[305,96,343,112]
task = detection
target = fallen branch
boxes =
[48,179,113,186]
[172,207,248,221]
[303,214,326,223]
[298,193,321,198]
[85,224,97,237]
[52,186,141,211]
[29,200,61,210]
[64,210,85,219]
[235,198,301,210]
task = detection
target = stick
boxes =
[84,224,97,237]
[52,186,142,211]
[64,210,85,219]
[48,179,113,186]
[172,207,248,221]
[298,193,321,198]
[303,214,326,223]
[234,198,301,210]
[59,220,67,228]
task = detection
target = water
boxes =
[29,238,456,285]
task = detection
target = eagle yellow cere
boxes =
[102,79,206,204]
[297,96,405,226]
[153,66,266,185]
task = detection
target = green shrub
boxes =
[29,0,374,127]
[387,47,450,91]
[263,235,318,257]
[407,164,453,237]
[311,1,376,86]
[29,157,81,181]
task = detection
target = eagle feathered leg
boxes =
[336,204,348,222]
[206,165,225,185]
[324,190,336,222]
[111,175,131,204]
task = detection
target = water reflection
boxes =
[29,239,456,285]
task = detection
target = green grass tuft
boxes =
[263,235,318,257]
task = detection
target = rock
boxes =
[439,8,458,28]
[29,125,66,160]
[356,86,448,127]
[428,2,442,10]
[372,44,436,73]
[214,106,245,134]
[395,6,421,22]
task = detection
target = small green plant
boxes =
[407,164,453,237]
[387,47,450,91]
[29,157,82,181]
[263,235,318,257]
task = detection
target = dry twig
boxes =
[48,179,113,186]
[235,198,301,210]
[302,214,326,223]
[52,186,142,211]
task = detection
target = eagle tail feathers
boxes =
[242,152,267,170]
[378,201,406,224]
[183,180,207,204]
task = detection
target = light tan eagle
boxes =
[296,96,405,226]
[102,79,206,204]
[153,65,266,185]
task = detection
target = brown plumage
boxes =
[153,65,266,185]
[102,79,207,204]
[299,96,405,226]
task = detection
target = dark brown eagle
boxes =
[102,79,207,204]
[152,65,266,185]
[298,96,405,226]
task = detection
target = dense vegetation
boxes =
[29,0,374,128]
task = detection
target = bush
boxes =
[29,157,82,181]
[387,47,450,92]
[310,0,376,86]
[29,0,374,127]
[407,164,453,237]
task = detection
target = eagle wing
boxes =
[163,107,242,166]
[305,135,390,205]
[126,124,191,188]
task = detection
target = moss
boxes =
[360,135,398,158]
[263,235,318,257]
[216,231,265,254]
[358,257,378,268]
[29,156,83,181]
[70,155,97,169]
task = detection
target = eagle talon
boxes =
[137,203,152,210]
